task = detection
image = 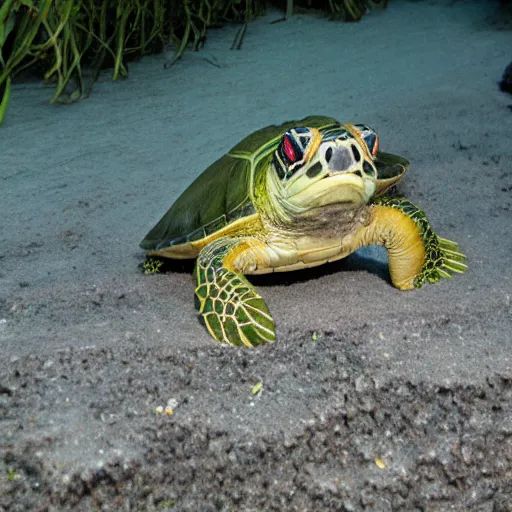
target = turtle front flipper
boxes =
[194,238,275,347]
[361,196,467,290]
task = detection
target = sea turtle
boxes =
[141,116,467,347]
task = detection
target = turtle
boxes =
[141,115,467,347]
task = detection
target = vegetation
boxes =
[0,0,386,124]
[143,257,164,274]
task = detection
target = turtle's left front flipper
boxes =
[362,196,467,290]
[194,238,276,347]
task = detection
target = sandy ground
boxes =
[1,0,512,510]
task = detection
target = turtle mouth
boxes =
[288,171,376,210]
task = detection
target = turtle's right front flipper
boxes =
[195,238,275,347]
[361,196,467,290]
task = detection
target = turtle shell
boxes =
[140,116,342,256]
[141,116,409,257]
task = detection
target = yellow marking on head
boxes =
[303,128,323,164]
[342,123,375,162]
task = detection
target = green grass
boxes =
[0,0,386,125]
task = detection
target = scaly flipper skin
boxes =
[194,238,276,347]
[365,196,468,289]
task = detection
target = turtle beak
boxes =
[288,161,376,209]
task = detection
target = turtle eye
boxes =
[274,127,314,180]
[354,124,379,157]
[282,133,301,163]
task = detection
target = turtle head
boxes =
[272,124,378,211]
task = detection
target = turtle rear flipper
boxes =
[195,238,276,347]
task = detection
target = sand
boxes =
[1,0,512,509]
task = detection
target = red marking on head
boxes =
[283,135,297,162]
[372,136,379,157]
